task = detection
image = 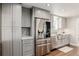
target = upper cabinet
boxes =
[22,7,32,27]
[34,8,51,19]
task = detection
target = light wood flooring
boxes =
[0,45,79,56]
[47,46,79,56]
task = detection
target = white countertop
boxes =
[22,36,34,40]
[51,33,70,37]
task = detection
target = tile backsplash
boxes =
[22,27,30,37]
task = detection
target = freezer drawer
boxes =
[36,39,47,45]
[36,44,47,56]
[36,45,41,56]
[47,39,51,43]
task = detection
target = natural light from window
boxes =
[53,15,62,31]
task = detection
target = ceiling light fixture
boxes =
[62,9,65,12]
[47,4,50,6]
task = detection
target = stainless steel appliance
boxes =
[35,18,51,56]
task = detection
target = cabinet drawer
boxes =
[23,44,33,51]
[23,50,33,56]
[36,39,47,45]
[36,44,47,56]
[23,39,33,44]
[34,8,50,19]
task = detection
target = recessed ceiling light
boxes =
[62,9,64,11]
[47,4,50,6]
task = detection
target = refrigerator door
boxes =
[47,43,51,53]
[35,18,51,56]
[35,18,45,39]
[36,44,47,56]
[41,44,47,55]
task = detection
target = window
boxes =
[58,17,62,29]
[53,16,62,31]
[53,16,58,30]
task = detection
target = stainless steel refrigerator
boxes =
[35,18,51,56]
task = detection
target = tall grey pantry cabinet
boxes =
[1,3,34,56]
[21,7,34,56]
[2,4,22,56]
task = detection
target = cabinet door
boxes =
[22,8,31,27]
[13,4,21,27]
[12,27,21,56]
[51,36,57,49]
[12,4,22,56]
[34,8,50,19]
[2,4,13,56]
[63,35,69,45]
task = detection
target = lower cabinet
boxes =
[51,35,70,49]
[22,39,34,56]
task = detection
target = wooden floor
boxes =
[47,46,79,56]
[0,45,79,56]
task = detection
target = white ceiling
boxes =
[22,3,79,17]
[22,3,53,11]
[53,3,79,17]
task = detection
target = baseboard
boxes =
[70,43,79,47]
[51,44,69,51]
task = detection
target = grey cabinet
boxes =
[2,3,22,56]
[22,7,31,27]
[51,35,70,49]
[34,8,50,19]
[12,4,22,56]
[22,38,34,56]
[2,4,13,56]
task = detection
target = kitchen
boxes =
[0,3,79,56]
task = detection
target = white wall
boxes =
[67,17,79,46]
